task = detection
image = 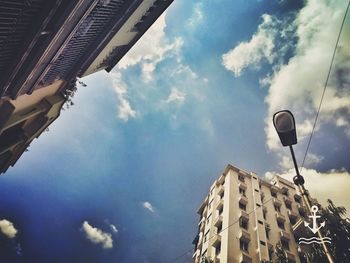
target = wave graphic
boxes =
[299,237,332,245]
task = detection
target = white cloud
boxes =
[165,88,186,104]
[265,168,350,216]
[117,12,183,83]
[110,224,118,234]
[0,219,17,239]
[186,3,204,29]
[110,71,136,121]
[222,14,278,77]
[81,221,113,249]
[142,201,155,213]
[265,0,350,150]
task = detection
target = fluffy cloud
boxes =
[222,14,279,77]
[142,201,155,213]
[117,13,183,83]
[0,219,17,239]
[265,168,350,216]
[265,0,350,150]
[110,71,136,121]
[165,88,186,104]
[81,221,113,249]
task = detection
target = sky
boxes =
[0,0,350,262]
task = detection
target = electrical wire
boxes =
[300,0,350,171]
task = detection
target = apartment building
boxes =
[192,164,312,263]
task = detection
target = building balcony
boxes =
[215,198,224,210]
[214,215,223,227]
[287,210,298,220]
[286,250,296,261]
[273,198,282,207]
[294,193,302,203]
[239,252,252,263]
[217,185,224,195]
[239,210,249,221]
[271,185,279,193]
[275,211,286,222]
[297,204,308,216]
[238,181,247,190]
[192,249,200,260]
[199,221,205,232]
[280,230,291,241]
[284,196,293,206]
[212,234,221,248]
[239,229,251,242]
[238,194,248,205]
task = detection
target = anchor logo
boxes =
[304,205,325,234]
[298,205,331,245]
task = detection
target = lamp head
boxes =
[273,110,297,146]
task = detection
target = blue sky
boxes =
[1,0,350,262]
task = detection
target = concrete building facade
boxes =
[192,164,311,263]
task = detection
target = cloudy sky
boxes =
[0,0,349,262]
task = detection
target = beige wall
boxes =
[193,165,306,263]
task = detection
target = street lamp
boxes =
[272,110,334,263]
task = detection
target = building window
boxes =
[268,248,274,259]
[263,210,267,220]
[294,195,302,203]
[256,203,261,207]
[238,175,245,182]
[240,239,249,252]
[274,204,281,212]
[255,189,259,192]
[239,202,246,211]
[207,213,212,224]
[281,239,289,250]
[204,230,210,242]
[215,243,221,255]
[258,220,263,225]
[253,177,258,180]
[260,241,266,246]
[282,189,289,196]
[289,216,296,225]
[218,206,223,216]
[239,187,246,196]
[265,227,270,239]
[219,190,224,199]
[271,190,277,198]
[277,220,285,230]
[285,202,292,210]
[299,208,306,218]
[239,218,248,230]
[217,222,222,234]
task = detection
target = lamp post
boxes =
[272,110,334,263]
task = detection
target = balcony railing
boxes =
[214,215,223,227]
[273,198,282,207]
[276,211,286,222]
[212,234,221,247]
[215,198,224,210]
[239,229,251,242]
[217,185,224,196]
[238,181,247,190]
[239,210,249,221]
[280,230,291,241]
[239,194,248,205]
[239,252,252,263]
